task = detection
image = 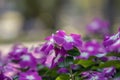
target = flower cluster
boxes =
[34,30,82,68]
[0,20,120,80]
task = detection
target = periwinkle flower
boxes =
[76,51,90,59]
[19,71,42,80]
[86,18,109,35]
[3,63,20,78]
[40,35,55,54]
[19,53,37,68]
[84,40,106,56]
[110,38,120,52]
[103,29,120,52]
[57,68,68,74]
[102,66,116,78]
[77,40,106,59]
[0,71,12,80]
[54,30,82,50]
[39,47,66,68]
[8,44,28,61]
[81,71,108,80]
[107,56,120,61]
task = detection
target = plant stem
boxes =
[69,67,75,80]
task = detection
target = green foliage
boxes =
[56,74,70,80]
[58,56,74,67]
[74,59,95,68]
[114,71,120,78]
[67,48,80,56]
[107,52,120,57]
[99,60,120,69]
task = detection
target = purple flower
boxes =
[103,29,120,52]
[19,53,37,68]
[19,71,42,80]
[0,63,13,80]
[84,40,106,56]
[81,71,108,80]
[70,64,79,70]
[57,68,68,74]
[8,44,28,61]
[40,47,66,68]
[0,71,12,80]
[107,56,120,61]
[54,30,82,50]
[3,63,20,78]
[36,32,69,68]
[102,66,116,78]
[76,51,90,59]
[77,40,106,59]
[86,18,109,35]
[110,38,120,52]
[40,35,55,54]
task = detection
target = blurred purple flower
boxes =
[57,68,68,74]
[40,35,55,55]
[54,30,82,50]
[19,53,37,68]
[19,71,42,80]
[8,44,28,61]
[102,66,116,78]
[84,40,106,56]
[3,63,20,78]
[81,71,108,80]
[86,18,110,35]
[77,40,106,59]
[39,47,66,68]
[0,71,11,80]
[76,51,90,59]
[103,29,120,52]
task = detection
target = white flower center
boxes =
[90,21,99,30]
[90,76,99,80]
[87,46,94,51]
[64,36,74,42]
[81,52,88,57]
[21,55,30,61]
[26,75,35,80]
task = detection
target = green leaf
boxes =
[56,74,70,80]
[67,48,80,56]
[75,77,83,80]
[114,71,120,78]
[99,60,120,69]
[59,56,74,67]
[74,60,95,68]
[107,52,120,57]
[39,68,58,77]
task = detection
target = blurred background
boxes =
[0,0,120,44]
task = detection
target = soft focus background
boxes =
[0,0,120,51]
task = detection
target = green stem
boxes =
[69,67,75,80]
